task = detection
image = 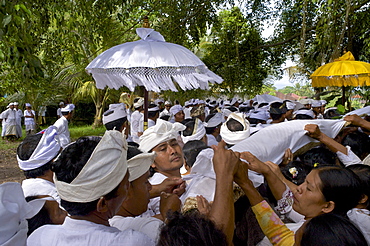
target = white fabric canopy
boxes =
[231,119,347,164]
[86,28,223,92]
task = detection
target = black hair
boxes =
[301,213,367,246]
[258,103,268,108]
[17,133,55,178]
[226,106,238,112]
[295,108,313,119]
[316,166,362,216]
[280,160,311,185]
[25,196,52,236]
[127,145,143,160]
[157,211,227,246]
[52,136,121,216]
[300,147,337,169]
[341,131,370,159]
[160,115,171,121]
[182,140,209,168]
[104,116,127,131]
[182,119,196,137]
[248,118,266,125]
[148,110,159,118]
[226,118,244,132]
[347,164,370,209]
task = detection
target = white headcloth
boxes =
[61,104,75,113]
[54,130,128,202]
[133,98,144,108]
[205,112,223,128]
[294,109,315,119]
[0,182,45,246]
[139,119,186,152]
[148,106,160,112]
[102,103,127,125]
[128,152,156,182]
[311,100,322,108]
[181,118,206,144]
[249,110,270,121]
[17,126,60,171]
[169,105,183,116]
[286,101,296,110]
[220,113,250,145]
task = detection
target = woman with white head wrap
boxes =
[220,113,250,147]
[131,98,144,144]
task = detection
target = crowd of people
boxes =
[0,95,370,246]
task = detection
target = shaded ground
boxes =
[0,143,24,184]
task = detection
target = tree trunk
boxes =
[93,102,103,128]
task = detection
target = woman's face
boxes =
[293,169,330,219]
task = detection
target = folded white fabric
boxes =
[181,118,206,144]
[0,182,45,246]
[134,98,144,108]
[139,119,186,152]
[294,109,315,118]
[128,152,156,182]
[221,113,250,145]
[61,104,75,113]
[231,119,347,164]
[205,112,223,127]
[169,105,183,116]
[54,130,128,202]
[102,103,127,124]
[344,105,370,117]
[17,126,60,171]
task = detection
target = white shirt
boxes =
[109,216,163,242]
[27,217,154,246]
[206,134,219,147]
[57,108,63,118]
[148,119,156,128]
[21,178,60,204]
[24,110,35,125]
[159,108,170,118]
[130,111,143,143]
[53,116,70,148]
[347,208,370,245]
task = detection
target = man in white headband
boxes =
[169,104,185,123]
[103,103,128,136]
[110,146,181,242]
[130,97,144,144]
[2,102,17,140]
[159,100,172,119]
[57,101,65,119]
[24,103,36,135]
[53,104,75,148]
[205,112,223,146]
[17,126,61,204]
[284,100,296,120]
[311,100,323,119]
[14,102,23,139]
[28,130,154,245]
[139,119,186,217]
[181,118,207,145]
[147,103,160,127]
[220,112,250,148]
[299,98,312,109]
[294,108,315,119]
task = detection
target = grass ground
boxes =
[0,124,106,183]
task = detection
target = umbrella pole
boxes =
[144,88,149,130]
[342,86,346,106]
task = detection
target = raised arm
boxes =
[344,114,370,131]
[209,140,239,245]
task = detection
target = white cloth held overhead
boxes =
[54,130,128,203]
[139,119,186,152]
[17,126,60,171]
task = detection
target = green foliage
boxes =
[203,7,269,96]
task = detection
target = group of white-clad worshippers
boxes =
[0,102,37,140]
[1,95,370,246]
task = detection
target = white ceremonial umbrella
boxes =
[86,28,223,92]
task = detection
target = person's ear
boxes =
[97,197,109,213]
[359,194,368,205]
[322,201,335,213]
